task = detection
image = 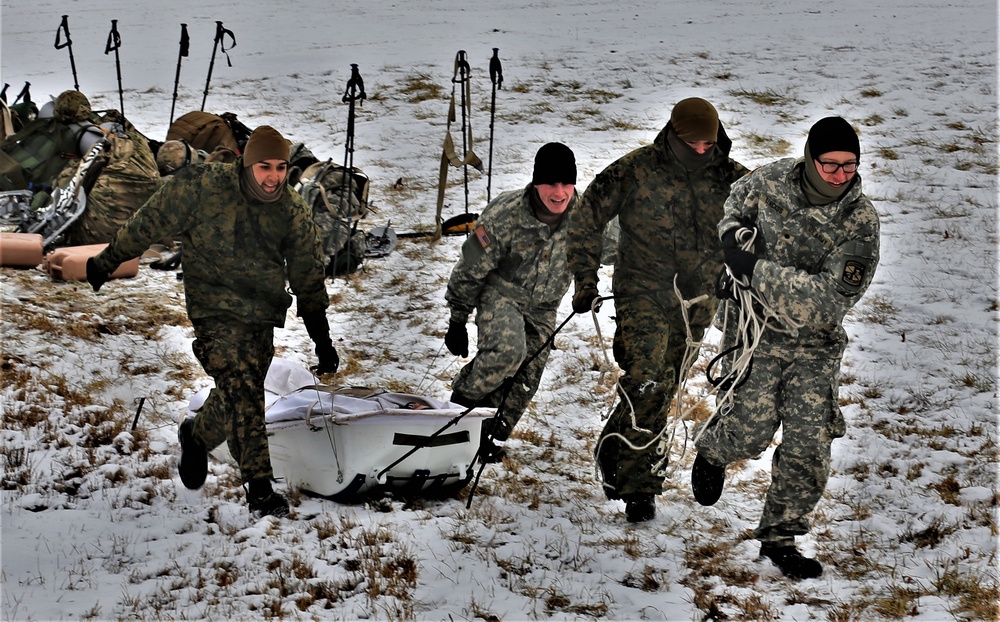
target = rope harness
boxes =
[592,226,805,487]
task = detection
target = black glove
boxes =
[445,320,469,357]
[721,228,740,250]
[86,257,110,292]
[302,311,339,375]
[313,342,340,375]
[572,284,601,314]
[724,246,758,282]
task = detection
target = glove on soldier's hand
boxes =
[302,311,339,375]
[445,320,469,357]
[721,228,740,251]
[86,257,110,292]
[313,342,340,375]
[572,284,601,314]
[724,246,758,282]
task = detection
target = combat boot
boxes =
[177,418,208,490]
[691,452,726,506]
[623,493,656,523]
[248,478,290,518]
[760,543,823,580]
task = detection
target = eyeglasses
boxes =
[816,160,859,174]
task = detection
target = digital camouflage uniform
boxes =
[567,122,749,498]
[695,157,880,546]
[446,184,575,438]
[93,159,329,483]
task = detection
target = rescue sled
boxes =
[186,358,496,502]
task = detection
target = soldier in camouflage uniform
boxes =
[444,143,578,459]
[691,117,880,579]
[567,98,749,522]
[87,126,340,518]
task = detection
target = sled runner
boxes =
[186,358,496,502]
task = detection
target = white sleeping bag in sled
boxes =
[186,358,496,501]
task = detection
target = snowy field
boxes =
[1,0,997,620]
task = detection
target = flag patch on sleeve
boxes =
[474,225,492,248]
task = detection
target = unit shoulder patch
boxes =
[842,260,866,287]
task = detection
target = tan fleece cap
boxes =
[670,98,719,142]
[243,125,290,167]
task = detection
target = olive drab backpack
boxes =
[294,159,372,276]
[0,115,88,191]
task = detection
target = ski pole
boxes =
[201,21,236,111]
[54,15,80,91]
[169,23,190,126]
[487,48,503,202]
[13,82,30,105]
[455,50,471,220]
[337,64,366,281]
[104,19,124,115]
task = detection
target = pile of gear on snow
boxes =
[0,86,382,279]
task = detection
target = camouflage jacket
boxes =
[718,157,880,357]
[93,159,329,326]
[446,184,576,329]
[568,122,749,307]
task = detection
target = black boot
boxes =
[477,413,511,464]
[759,543,823,580]
[177,418,208,490]
[623,493,656,523]
[247,478,290,518]
[691,452,726,506]
[595,439,621,500]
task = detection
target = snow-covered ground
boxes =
[2,1,997,620]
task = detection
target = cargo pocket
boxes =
[827,375,846,439]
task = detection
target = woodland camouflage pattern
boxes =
[568,122,749,497]
[446,184,575,434]
[94,158,330,485]
[93,158,329,325]
[697,157,880,546]
[190,321,276,482]
[65,117,162,245]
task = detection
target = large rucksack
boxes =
[294,159,372,276]
[165,111,249,155]
[63,111,162,246]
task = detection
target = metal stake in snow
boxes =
[201,21,236,111]
[54,15,80,91]
[169,23,190,127]
[104,20,125,115]
[487,48,503,202]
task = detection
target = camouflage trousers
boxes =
[190,319,276,484]
[599,293,712,497]
[695,354,846,546]
[451,289,554,440]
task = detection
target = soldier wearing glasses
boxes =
[691,116,880,580]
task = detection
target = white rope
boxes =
[589,226,807,486]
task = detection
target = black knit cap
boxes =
[532,142,577,185]
[807,116,860,159]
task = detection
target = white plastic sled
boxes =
[186,358,496,502]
